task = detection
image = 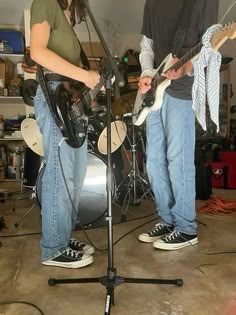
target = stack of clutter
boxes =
[7,146,23,180]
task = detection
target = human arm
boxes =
[30,20,100,89]
[162,58,193,80]
[138,35,156,94]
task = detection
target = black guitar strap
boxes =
[79,41,91,70]
[172,0,195,57]
[37,65,62,128]
[72,27,91,71]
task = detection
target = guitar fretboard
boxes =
[157,42,203,85]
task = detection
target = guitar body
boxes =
[133,53,173,126]
[55,82,91,148]
[133,79,171,126]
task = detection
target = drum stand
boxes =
[115,117,153,220]
[46,2,183,314]
[14,161,45,228]
[14,185,38,228]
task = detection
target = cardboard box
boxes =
[81,42,105,57]
[0,58,15,88]
[81,42,105,70]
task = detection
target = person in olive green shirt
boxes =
[30,0,99,268]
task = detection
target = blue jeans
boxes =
[34,82,87,262]
[146,92,197,235]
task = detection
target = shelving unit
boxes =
[0,96,24,104]
[0,137,24,141]
[0,53,24,64]
[0,138,25,181]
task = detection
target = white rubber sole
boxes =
[153,237,199,250]
[42,255,93,269]
[138,234,165,243]
[83,246,95,256]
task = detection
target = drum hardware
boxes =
[88,107,127,155]
[115,114,153,220]
[15,118,117,228]
[21,118,44,156]
[12,118,44,225]
[14,160,45,228]
[36,151,116,228]
[111,91,137,117]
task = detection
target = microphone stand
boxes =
[47,2,183,314]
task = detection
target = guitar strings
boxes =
[218,0,236,24]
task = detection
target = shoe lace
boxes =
[64,247,83,258]
[70,239,82,246]
[164,230,180,241]
[150,223,164,235]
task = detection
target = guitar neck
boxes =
[89,78,105,100]
[156,42,203,85]
[172,42,202,71]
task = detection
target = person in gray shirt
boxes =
[138,0,219,250]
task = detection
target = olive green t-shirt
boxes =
[30,0,81,66]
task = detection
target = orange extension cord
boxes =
[198,194,236,215]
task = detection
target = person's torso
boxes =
[31,0,81,66]
[141,0,218,100]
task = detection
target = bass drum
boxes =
[23,146,42,187]
[36,151,115,227]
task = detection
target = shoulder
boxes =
[31,0,60,28]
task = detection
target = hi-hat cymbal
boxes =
[21,118,44,156]
[112,91,137,116]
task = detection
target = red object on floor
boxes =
[204,162,236,189]
[219,151,236,167]
[198,194,236,214]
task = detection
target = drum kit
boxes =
[15,93,151,228]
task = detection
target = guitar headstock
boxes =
[211,21,236,50]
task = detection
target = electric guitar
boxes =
[133,22,236,126]
[54,79,105,148]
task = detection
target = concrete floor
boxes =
[0,182,236,315]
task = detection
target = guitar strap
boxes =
[172,0,195,57]
[37,65,62,128]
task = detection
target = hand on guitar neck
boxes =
[138,57,193,95]
[161,57,193,81]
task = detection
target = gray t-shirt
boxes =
[141,0,219,100]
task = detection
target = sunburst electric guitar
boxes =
[133,22,236,126]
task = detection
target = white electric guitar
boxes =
[133,22,236,126]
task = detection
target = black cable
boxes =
[0,300,44,315]
[0,232,41,237]
[204,251,236,255]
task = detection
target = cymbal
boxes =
[112,91,137,116]
[21,118,44,156]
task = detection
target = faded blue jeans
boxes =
[146,92,197,235]
[34,82,87,262]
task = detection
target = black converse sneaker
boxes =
[42,247,93,268]
[69,239,94,255]
[153,230,198,250]
[138,223,174,243]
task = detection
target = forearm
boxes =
[139,35,155,78]
[184,60,194,76]
[30,47,90,83]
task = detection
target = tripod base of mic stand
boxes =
[48,269,183,315]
